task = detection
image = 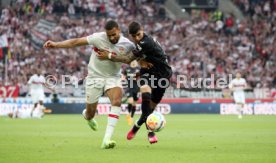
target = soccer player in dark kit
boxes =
[123,60,140,125]
[97,21,172,144]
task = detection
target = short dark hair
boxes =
[128,21,141,35]
[105,20,119,30]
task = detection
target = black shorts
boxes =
[139,73,170,104]
[125,82,139,101]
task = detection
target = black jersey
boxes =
[134,33,172,78]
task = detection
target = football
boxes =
[146,112,166,132]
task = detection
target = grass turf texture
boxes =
[1,114,276,163]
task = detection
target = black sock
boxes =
[127,103,132,114]
[146,107,155,135]
[137,92,151,126]
[131,105,136,118]
[148,131,155,136]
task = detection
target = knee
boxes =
[111,98,121,107]
[140,85,151,93]
[128,98,134,104]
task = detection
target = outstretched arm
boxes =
[43,37,88,48]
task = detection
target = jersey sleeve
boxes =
[86,33,100,46]
[123,42,136,57]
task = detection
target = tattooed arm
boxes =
[97,50,153,68]
[97,49,136,64]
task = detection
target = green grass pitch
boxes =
[1,114,276,163]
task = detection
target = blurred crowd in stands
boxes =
[0,0,275,97]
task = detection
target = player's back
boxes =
[87,32,135,78]
[136,34,172,78]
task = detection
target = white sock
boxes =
[103,106,121,141]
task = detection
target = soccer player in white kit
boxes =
[43,20,135,149]
[229,72,247,119]
[28,70,46,118]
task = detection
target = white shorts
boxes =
[233,92,245,104]
[31,91,45,103]
[85,76,122,104]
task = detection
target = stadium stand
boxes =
[0,0,275,98]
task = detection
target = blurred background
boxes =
[0,0,275,111]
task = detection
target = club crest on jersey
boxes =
[119,47,125,52]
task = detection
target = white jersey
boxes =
[86,32,135,78]
[229,78,247,104]
[27,74,45,94]
[229,78,247,93]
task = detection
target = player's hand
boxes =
[96,49,109,60]
[43,40,57,48]
[138,59,153,69]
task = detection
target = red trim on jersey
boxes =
[108,114,119,119]
[233,84,246,87]
[93,47,100,53]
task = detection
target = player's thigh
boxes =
[105,77,123,106]
[106,87,123,106]
[37,92,45,102]
[151,86,166,104]
[132,90,139,102]
[31,93,40,104]
[132,84,140,101]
